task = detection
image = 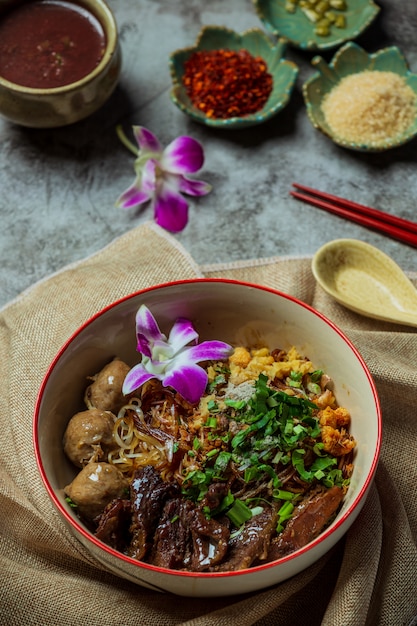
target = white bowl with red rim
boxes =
[34,279,381,597]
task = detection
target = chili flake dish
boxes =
[63,306,356,572]
[169,25,298,129]
[182,48,273,120]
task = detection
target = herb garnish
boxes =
[181,373,349,529]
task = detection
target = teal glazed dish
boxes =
[303,43,417,152]
[169,26,298,129]
[253,0,380,51]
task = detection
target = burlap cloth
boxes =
[1,222,416,626]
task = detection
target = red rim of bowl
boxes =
[33,277,382,580]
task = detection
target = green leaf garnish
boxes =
[226,498,253,526]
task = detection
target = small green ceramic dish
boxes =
[169,26,298,129]
[253,0,380,51]
[303,43,417,152]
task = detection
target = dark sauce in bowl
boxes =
[0,0,106,89]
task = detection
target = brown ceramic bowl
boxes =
[0,0,121,127]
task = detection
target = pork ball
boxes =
[84,358,131,413]
[63,408,116,468]
[64,462,128,521]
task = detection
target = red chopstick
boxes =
[290,182,417,248]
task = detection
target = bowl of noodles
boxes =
[34,279,381,597]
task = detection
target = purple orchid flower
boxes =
[123,305,232,405]
[115,126,212,233]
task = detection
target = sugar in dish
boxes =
[303,42,417,152]
[0,0,106,89]
[321,71,416,147]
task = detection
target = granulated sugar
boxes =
[321,70,416,146]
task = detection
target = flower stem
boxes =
[116,125,139,156]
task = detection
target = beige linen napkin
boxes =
[1,222,416,626]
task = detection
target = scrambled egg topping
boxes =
[318,406,356,457]
[228,346,314,385]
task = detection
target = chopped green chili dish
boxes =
[286,0,348,37]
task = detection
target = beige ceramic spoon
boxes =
[312,239,417,327]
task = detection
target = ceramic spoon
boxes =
[312,239,417,327]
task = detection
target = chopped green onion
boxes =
[225,398,247,410]
[213,450,232,475]
[276,500,294,532]
[250,506,264,517]
[219,491,235,511]
[208,374,226,392]
[273,489,296,501]
[307,381,322,395]
[226,498,253,526]
[310,455,337,473]
[244,465,262,482]
[205,415,218,428]
[287,371,303,388]
[310,369,324,382]
[291,448,313,482]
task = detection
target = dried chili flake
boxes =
[182,48,273,119]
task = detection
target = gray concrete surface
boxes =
[0,0,416,308]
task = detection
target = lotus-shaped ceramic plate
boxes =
[303,43,417,152]
[169,26,298,129]
[253,0,380,51]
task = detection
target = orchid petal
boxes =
[116,183,150,209]
[162,363,208,405]
[161,136,204,174]
[124,303,233,403]
[141,159,158,194]
[168,318,199,353]
[178,176,212,197]
[177,340,233,365]
[122,363,157,395]
[133,126,162,154]
[136,333,152,358]
[117,126,211,233]
[153,186,189,233]
[136,305,166,343]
